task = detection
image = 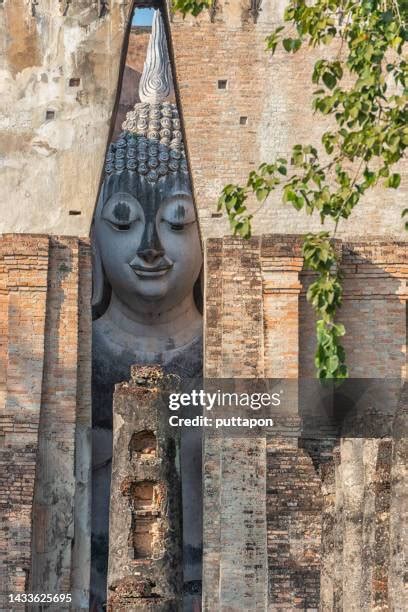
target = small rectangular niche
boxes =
[69,210,81,216]
[218,79,228,90]
[69,78,81,87]
[45,110,55,121]
[131,516,155,559]
[129,430,156,458]
[132,481,154,511]
[239,116,248,125]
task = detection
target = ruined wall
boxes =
[168,0,407,240]
[0,0,133,236]
[203,235,407,610]
[0,235,92,610]
[107,366,182,611]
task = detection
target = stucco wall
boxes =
[0,0,132,237]
[1,1,406,241]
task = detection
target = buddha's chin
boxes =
[132,277,170,302]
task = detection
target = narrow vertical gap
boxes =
[90,4,204,609]
[161,2,205,251]
[90,1,137,234]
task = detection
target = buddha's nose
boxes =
[137,247,165,265]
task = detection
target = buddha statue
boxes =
[92,132,203,426]
[90,10,203,609]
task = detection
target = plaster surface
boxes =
[0,0,132,236]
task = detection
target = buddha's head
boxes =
[92,11,202,319]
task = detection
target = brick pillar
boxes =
[0,234,92,609]
[107,366,183,611]
[205,236,264,378]
[28,237,92,608]
[261,236,322,609]
[389,383,408,612]
[30,238,80,595]
[71,240,92,608]
[319,241,408,610]
[203,236,268,611]
[261,235,303,379]
[0,235,49,604]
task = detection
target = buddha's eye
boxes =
[169,222,185,232]
[108,221,133,231]
[162,218,196,232]
[160,197,196,233]
[102,194,142,231]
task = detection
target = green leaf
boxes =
[256,188,269,202]
[283,38,293,52]
[327,355,339,373]
[322,71,336,89]
[386,173,401,188]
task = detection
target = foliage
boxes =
[172,0,211,17]
[174,0,408,378]
[302,233,346,378]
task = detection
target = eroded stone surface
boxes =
[107,366,182,611]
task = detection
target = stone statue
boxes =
[90,10,203,609]
[92,139,203,426]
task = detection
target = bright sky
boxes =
[132,8,154,27]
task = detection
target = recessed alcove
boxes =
[132,480,155,510]
[129,430,157,458]
[127,480,158,560]
[131,515,155,559]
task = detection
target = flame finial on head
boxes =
[106,9,185,183]
[139,9,174,104]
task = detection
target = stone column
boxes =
[107,366,182,611]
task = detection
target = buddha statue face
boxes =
[93,169,202,316]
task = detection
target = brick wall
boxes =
[203,234,407,611]
[0,235,92,610]
[0,235,49,604]
[168,0,407,240]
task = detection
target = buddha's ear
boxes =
[91,184,111,318]
[193,266,204,315]
[91,225,104,310]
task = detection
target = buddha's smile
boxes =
[130,262,173,278]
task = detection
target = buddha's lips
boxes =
[130,263,173,278]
